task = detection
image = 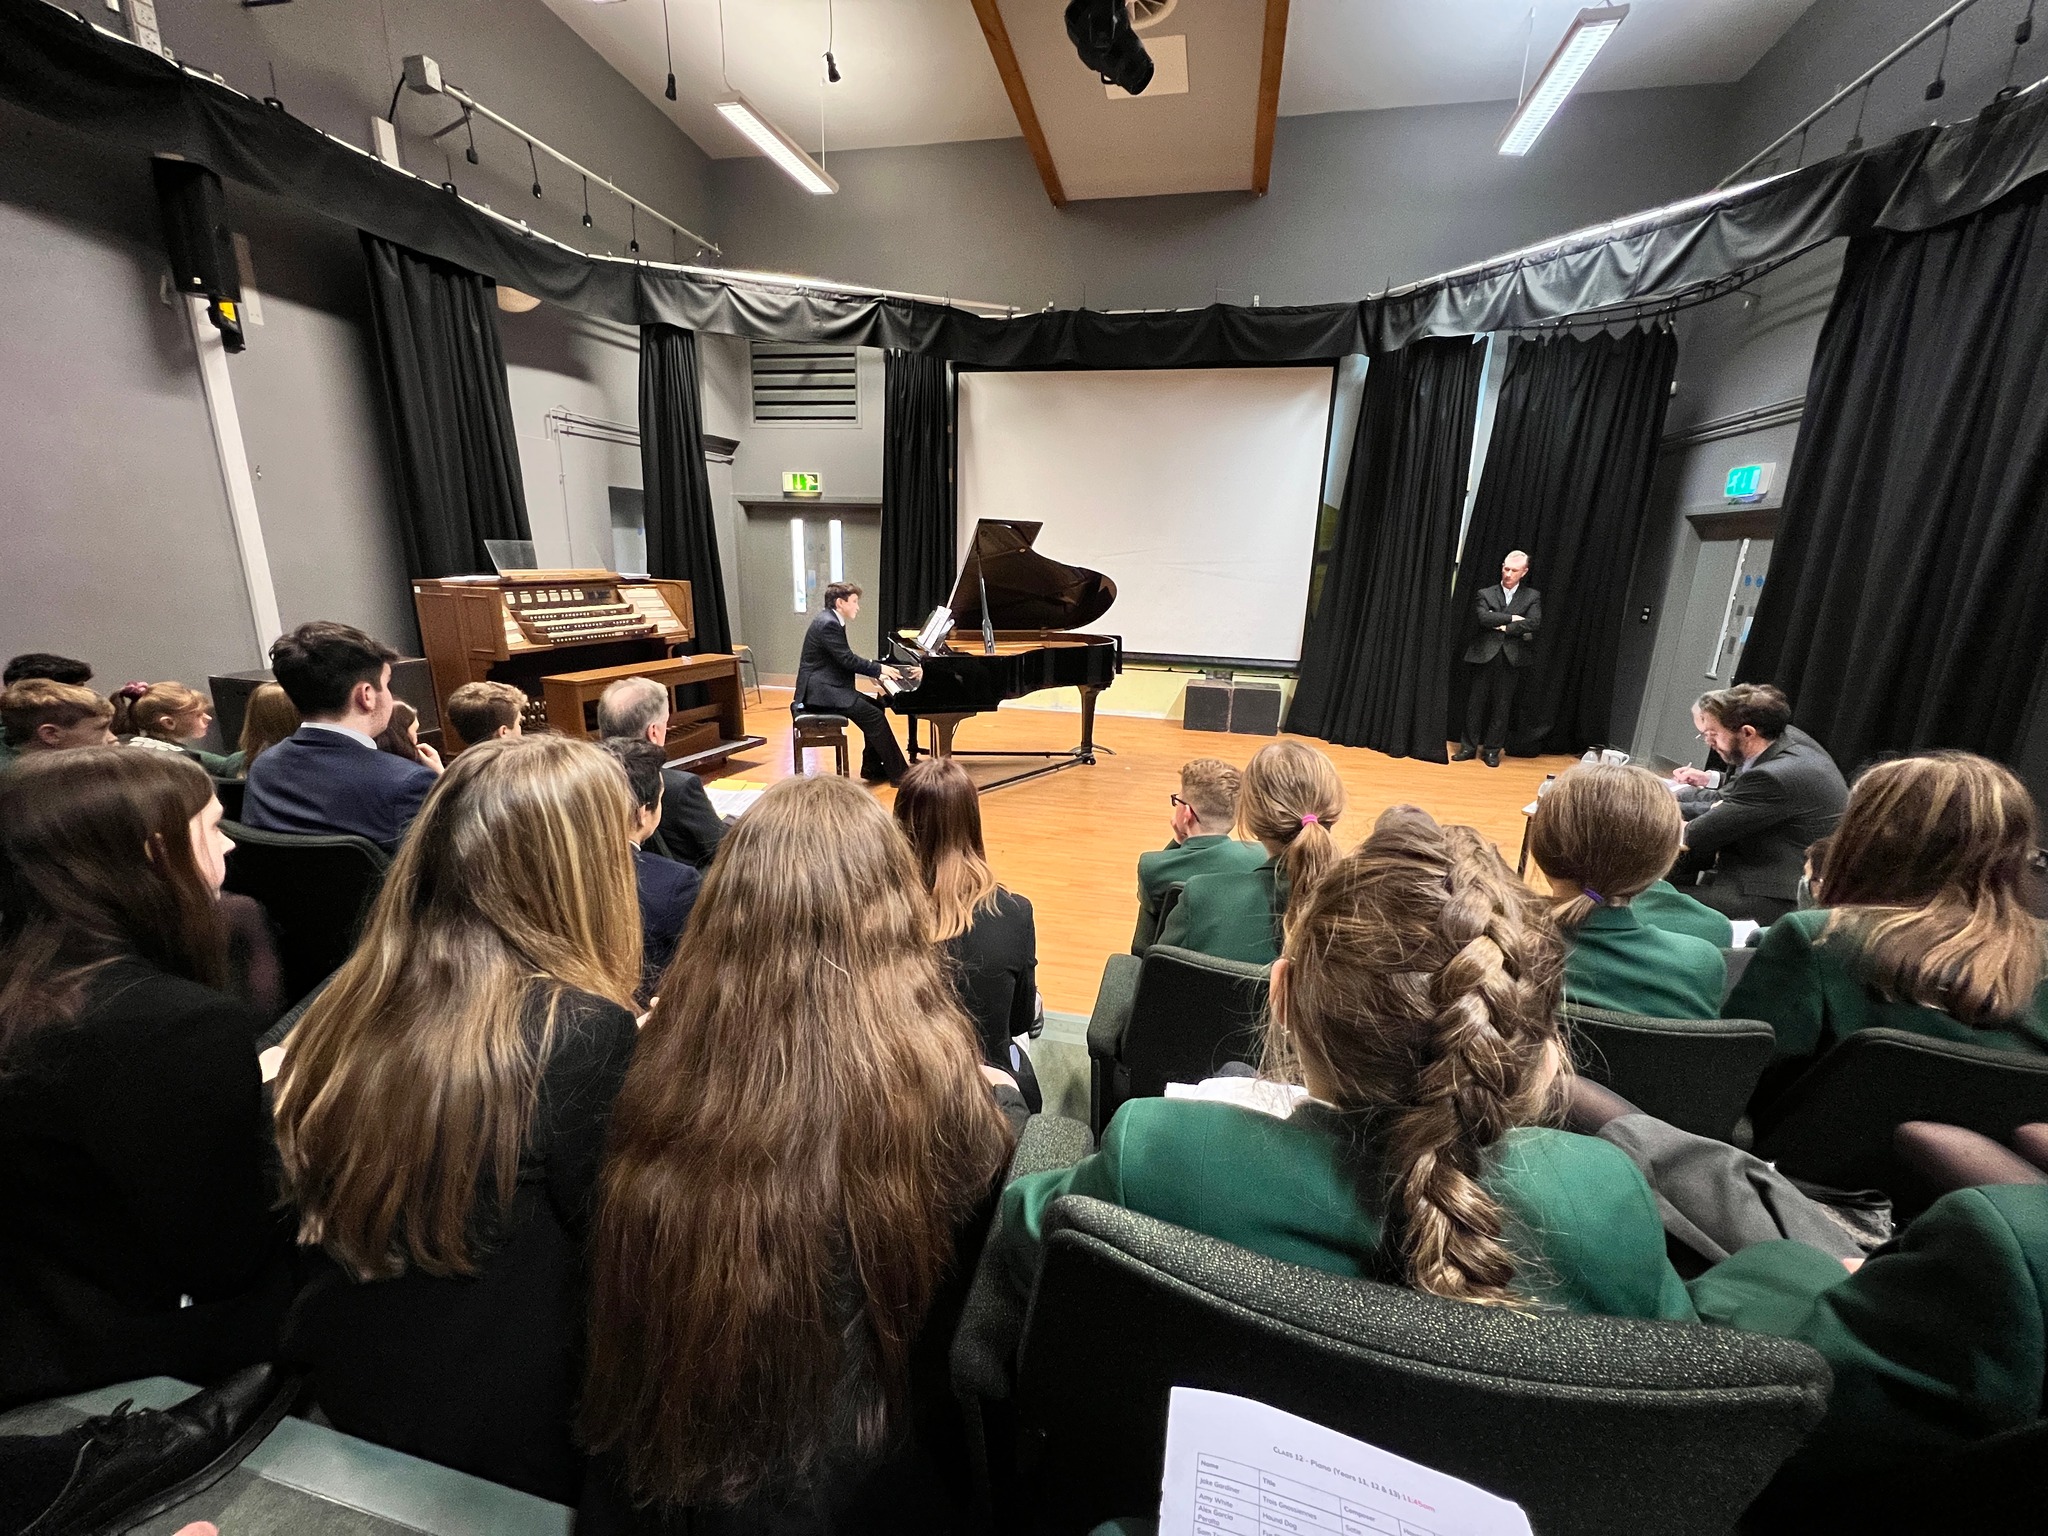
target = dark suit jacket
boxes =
[632,844,701,997]
[243,725,436,853]
[0,960,294,1408]
[650,765,727,870]
[943,889,1037,1069]
[793,609,882,712]
[1681,726,1847,903]
[1462,583,1542,666]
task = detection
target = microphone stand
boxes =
[976,541,996,656]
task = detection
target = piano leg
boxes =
[1077,687,1103,765]
[925,714,969,760]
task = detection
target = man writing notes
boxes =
[1670,683,1847,924]
[1455,550,1541,767]
[794,582,918,785]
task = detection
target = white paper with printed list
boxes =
[1158,1388,1532,1536]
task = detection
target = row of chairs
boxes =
[218,818,388,1010]
[1087,945,2048,1214]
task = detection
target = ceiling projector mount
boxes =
[1066,0,1155,96]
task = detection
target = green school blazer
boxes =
[1157,857,1285,966]
[996,1097,1697,1323]
[1689,1184,2048,1480]
[1721,908,2048,1073]
[1132,835,1270,953]
[1563,903,1727,1020]
[1631,879,1735,949]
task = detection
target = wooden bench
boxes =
[540,654,766,775]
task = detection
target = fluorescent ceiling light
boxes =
[714,94,839,195]
[1498,5,1628,157]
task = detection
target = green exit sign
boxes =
[783,471,822,497]
[1725,462,1776,501]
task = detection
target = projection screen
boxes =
[956,366,1334,663]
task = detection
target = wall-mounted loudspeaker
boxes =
[151,157,246,352]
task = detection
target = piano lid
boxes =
[947,520,1117,632]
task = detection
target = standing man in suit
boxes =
[794,582,917,785]
[244,622,440,853]
[1670,683,1847,924]
[596,675,728,871]
[1455,550,1542,767]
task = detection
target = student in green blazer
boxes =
[1630,878,1735,949]
[1000,805,1694,1321]
[1157,740,1345,966]
[1723,752,2048,1102]
[1131,758,1269,952]
[114,682,245,777]
[1528,764,1727,1019]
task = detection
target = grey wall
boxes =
[0,0,721,692]
[711,86,1737,311]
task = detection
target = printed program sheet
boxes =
[1157,1388,1533,1536]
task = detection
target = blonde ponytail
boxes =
[1237,741,1345,920]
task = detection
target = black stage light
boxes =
[1065,0,1153,96]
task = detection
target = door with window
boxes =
[736,501,882,678]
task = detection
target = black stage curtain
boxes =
[639,324,731,654]
[16,2,2048,358]
[1289,338,1486,759]
[360,235,530,579]
[1455,326,1677,756]
[879,352,957,641]
[1738,173,2048,781]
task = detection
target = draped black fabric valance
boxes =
[11,0,2048,359]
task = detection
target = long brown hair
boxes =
[1269,806,1565,1307]
[0,748,226,1063]
[1818,752,2043,1024]
[1527,764,1683,929]
[1238,740,1345,919]
[274,736,641,1280]
[236,682,299,770]
[580,773,1015,1507]
[893,757,1000,940]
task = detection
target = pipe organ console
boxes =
[412,571,765,769]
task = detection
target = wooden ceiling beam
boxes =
[1252,0,1290,196]
[970,0,1068,208]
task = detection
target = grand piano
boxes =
[885,520,1120,788]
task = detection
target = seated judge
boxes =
[446,680,526,747]
[596,676,727,871]
[794,581,916,786]
[243,622,439,854]
[601,737,701,1002]
[1725,751,2048,1105]
[0,679,115,765]
[1131,757,1267,953]
[1670,683,1847,923]
[1159,740,1345,966]
[1529,764,1726,1019]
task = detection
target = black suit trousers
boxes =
[1462,654,1522,751]
[843,694,909,781]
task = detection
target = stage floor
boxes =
[719,689,1579,1016]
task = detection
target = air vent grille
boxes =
[751,343,859,423]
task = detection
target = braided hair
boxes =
[1271,806,1565,1306]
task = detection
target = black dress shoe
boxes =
[1481,748,1502,768]
[1452,745,1478,762]
[16,1365,297,1536]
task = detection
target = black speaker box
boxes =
[210,658,441,752]
[1183,679,1233,733]
[152,158,240,305]
[1228,680,1283,736]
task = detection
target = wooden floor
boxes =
[718,688,1580,1015]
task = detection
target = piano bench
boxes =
[793,713,853,777]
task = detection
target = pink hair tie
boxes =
[1300,813,1320,826]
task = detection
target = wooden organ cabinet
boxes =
[412,571,765,770]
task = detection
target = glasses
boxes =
[1170,794,1189,808]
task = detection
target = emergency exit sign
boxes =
[1725,462,1776,501]
[783,471,822,497]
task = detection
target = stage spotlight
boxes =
[1065,0,1153,96]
